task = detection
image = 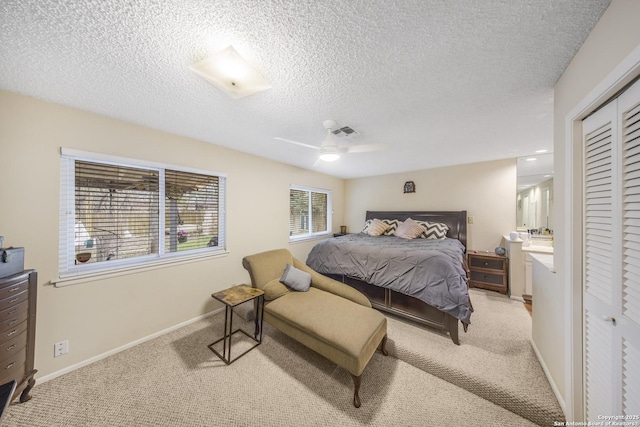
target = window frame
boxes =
[289,185,332,242]
[59,148,226,279]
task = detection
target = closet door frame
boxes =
[565,45,640,421]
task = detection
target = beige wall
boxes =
[0,90,344,378]
[344,158,517,251]
[552,0,640,418]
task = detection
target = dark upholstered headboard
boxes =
[365,210,468,250]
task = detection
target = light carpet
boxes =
[385,289,565,426]
[3,290,562,427]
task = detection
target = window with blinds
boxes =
[60,150,226,277]
[289,186,331,239]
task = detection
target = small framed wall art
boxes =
[403,181,415,193]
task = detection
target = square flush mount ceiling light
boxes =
[190,46,271,99]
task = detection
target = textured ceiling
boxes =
[0,0,610,179]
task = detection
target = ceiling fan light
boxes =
[319,153,340,162]
[190,46,271,99]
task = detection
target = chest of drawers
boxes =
[0,270,37,403]
[467,252,508,295]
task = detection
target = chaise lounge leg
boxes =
[351,374,361,408]
[379,334,389,356]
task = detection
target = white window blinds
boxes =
[289,186,331,239]
[60,150,226,278]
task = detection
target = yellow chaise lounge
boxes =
[242,249,388,407]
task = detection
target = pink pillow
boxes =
[395,218,426,239]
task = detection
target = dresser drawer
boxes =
[0,320,27,344]
[0,276,29,298]
[470,270,505,286]
[469,256,505,271]
[0,329,27,363]
[0,300,28,324]
[0,290,28,314]
[0,347,26,385]
[0,307,27,335]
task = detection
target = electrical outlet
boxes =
[54,340,69,357]
[468,216,474,224]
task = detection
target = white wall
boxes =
[0,90,344,379]
[530,254,562,408]
[344,158,517,251]
[552,0,640,419]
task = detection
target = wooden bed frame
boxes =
[326,210,468,345]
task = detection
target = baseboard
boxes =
[510,295,525,302]
[37,308,223,384]
[530,338,566,416]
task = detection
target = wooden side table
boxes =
[467,251,509,295]
[208,284,265,365]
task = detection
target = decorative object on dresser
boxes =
[0,269,37,403]
[1,245,25,279]
[307,210,471,345]
[468,251,508,294]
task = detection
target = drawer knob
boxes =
[7,330,17,336]
[484,275,488,280]
[7,320,16,326]
[7,309,17,315]
[8,287,19,293]
[5,362,15,370]
[9,298,18,304]
[484,262,489,266]
[5,344,14,351]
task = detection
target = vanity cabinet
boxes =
[0,270,37,403]
[467,252,508,294]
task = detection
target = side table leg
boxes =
[227,307,234,362]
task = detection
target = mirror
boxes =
[516,153,554,233]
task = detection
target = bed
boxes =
[306,210,472,344]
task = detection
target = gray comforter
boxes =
[306,234,472,325]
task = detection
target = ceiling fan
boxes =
[274,120,386,162]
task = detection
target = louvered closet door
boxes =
[618,79,640,417]
[583,100,618,420]
[582,78,640,420]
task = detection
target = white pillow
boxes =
[395,218,427,239]
[362,218,388,236]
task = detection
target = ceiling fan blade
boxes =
[273,137,320,150]
[343,144,388,153]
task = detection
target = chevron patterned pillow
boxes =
[380,219,401,236]
[416,221,449,239]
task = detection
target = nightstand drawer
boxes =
[470,270,505,286]
[469,256,505,271]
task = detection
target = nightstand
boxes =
[467,252,508,294]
